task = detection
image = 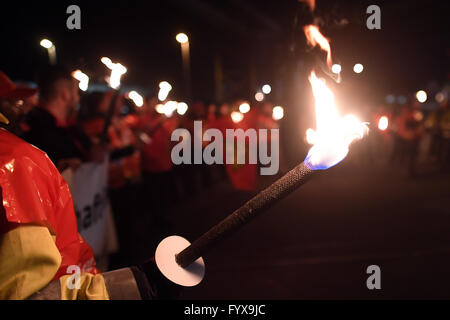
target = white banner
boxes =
[62,161,118,261]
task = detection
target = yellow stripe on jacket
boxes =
[0,224,109,300]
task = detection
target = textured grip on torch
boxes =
[175,161,315,268]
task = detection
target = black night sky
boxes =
[0,0,448,103]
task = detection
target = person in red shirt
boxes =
[214,102,258,192]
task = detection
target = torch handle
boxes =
[100,90,119,144]
[175,161,315,268]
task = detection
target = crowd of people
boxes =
[359,95,450,177]
[0,66,283,273]
[0,64,448,299]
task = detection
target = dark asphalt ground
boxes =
[159,157,450,299]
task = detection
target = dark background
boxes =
[0,0,448,101]
[1,0,449,299]
[1,0,448,163]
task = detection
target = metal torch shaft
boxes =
[175,161,315,268]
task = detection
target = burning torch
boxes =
[153,68,367,286]
[100,57,127,143]
[152,8,368,287]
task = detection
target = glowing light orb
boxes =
[72,70,89,91]
[397,96,407,105]
[378,116,388,131]
[101,57,127,89]
[155,104,165,114]
[239,103,250,114]
[128,90,144,107]
[435,92,445,103]
[231,111,244,123]
[177,102,188,115]
[416,90,427,103]
[255,92,264,102]
[40,39,53,49]
[414,111,424,122]
[101,57,111,66]
[158,81,172,101]
[385,95,395,104]
[306,128,316,145]
[331,64,341,74]
[272,106,284,120]
[159,81,172,90]
[164,101,178,117]
[262,84,272,94]
[353,63,363,74]
[176,33,189,44]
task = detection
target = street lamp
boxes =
[176,33,191,99]
[176,33,189,44]
[40,38,56,65]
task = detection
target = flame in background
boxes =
[303,25,332,67]
[299,0,315,11]
[378,116,389,131]
[101,57,127,89]
[72,70,89,91]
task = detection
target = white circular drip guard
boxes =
[155,235,205,287]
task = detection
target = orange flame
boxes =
[305,71,367,169]
[303,25,332,67]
